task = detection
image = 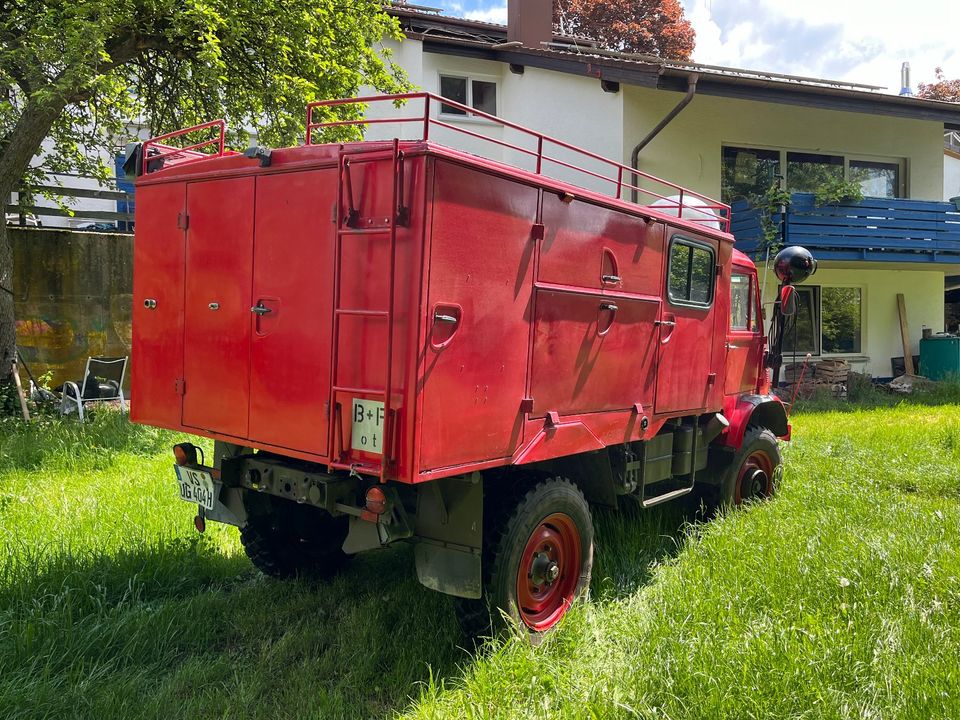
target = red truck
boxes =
[127,93,815,635]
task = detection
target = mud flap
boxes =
[414,543,482,599]
[412,473,484,599]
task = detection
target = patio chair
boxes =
[61,356,128,421]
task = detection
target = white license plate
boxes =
[174,465,217,511]
[351,398,385,454]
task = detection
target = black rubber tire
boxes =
[455,476,594,640]
[239,494,350,579]
[714,426,781,509]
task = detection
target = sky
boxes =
[424,1,960,94]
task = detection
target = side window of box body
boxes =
[666,236,715,309]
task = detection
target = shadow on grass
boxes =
[590,497,698,602]
[0,536,467,719]
[0,493,701,719]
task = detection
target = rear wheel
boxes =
[716,426,781,508]
[455,477,593,639]
[240,494,350,579]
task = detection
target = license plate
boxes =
[174,465,217,511]
[351,398,385,454]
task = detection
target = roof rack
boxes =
[141,120,230,173]
[306,92,730,232]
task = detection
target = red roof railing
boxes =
[306,92,730,232]
[142,120,230,172]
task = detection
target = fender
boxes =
[718,394,790,448]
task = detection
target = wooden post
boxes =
[11,356,30,422]
[897,293,915,376]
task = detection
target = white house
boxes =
[359,1,960,379]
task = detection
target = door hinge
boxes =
[531,223,545,242]
[177,212,190,230]
[520,397,534,413]
[175,377,186,396]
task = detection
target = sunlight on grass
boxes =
[2,404,960,719]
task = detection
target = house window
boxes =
[721,146,904,203]
[721,147,781,204]
[781,285,863,356]
[668,238,715,307]
[439,75,498,117]
[821,287,862,353]
[850,160,900,199]
[782,286,820,355]
[786,152,844,193]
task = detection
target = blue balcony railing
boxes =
[731,193,960,263]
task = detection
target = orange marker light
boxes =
[173,443,198,466]
[365,486,388,515]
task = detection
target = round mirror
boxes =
[773,246,817,284]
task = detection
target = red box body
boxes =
[132,138,757,484]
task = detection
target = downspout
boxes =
[630,72,699,203]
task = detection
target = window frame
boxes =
[437,72,499,122]
[720,143,907,202]
[779,283,866,357]
[666,236,716,309]
[730,270,758,332]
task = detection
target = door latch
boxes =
[251,302,272,316]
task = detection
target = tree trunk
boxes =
[0,93,71,382]
[0,221,13,380]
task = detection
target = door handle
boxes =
[601,274,621,284]
[251,302,272,316]
[434,313,458,323]
[654,319,676,327]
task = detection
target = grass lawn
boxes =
[2,400,959,719]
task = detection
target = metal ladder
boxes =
[328,139,405,482]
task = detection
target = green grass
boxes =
[2,402,960,718]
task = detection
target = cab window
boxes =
[731,272,752,330]
[667,238,714,307]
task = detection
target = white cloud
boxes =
[681,0,960,93]
[432,0,960,91]
[465,4,507,24]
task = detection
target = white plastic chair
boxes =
[61,356,128,421]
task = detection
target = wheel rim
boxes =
[516,512,581,631]
[735,450,774,505]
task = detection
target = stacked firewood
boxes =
[783,359,849,399]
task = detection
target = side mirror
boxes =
[779,285,797,316]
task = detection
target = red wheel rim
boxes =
[516,512,581,631]
[736,450,774,505]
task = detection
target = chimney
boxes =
[508,0,553,48]
[900,62,913,96]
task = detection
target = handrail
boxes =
[142,120,228,172]
[306,92,730,232]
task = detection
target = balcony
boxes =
[731,193,960,264]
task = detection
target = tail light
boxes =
[173,443,199,466]
[365,486,388,515]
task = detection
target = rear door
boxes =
[655,234,718,414]
[181,177,255,437]
[247,169,337,455]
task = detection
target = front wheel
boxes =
[717,426,782,507]
[456,477,594,638]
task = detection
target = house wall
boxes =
[623,87,946,202]
[365,39,624,193]
[758,262,951,378]
[946,150,960,201]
